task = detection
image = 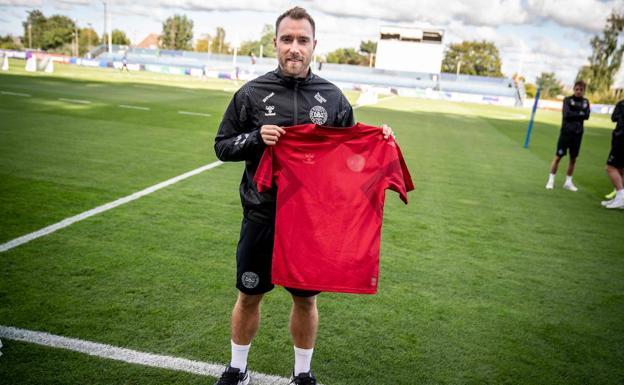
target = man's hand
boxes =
[381,124,394,140]
[260,125,286,146]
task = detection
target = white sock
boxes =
[230,340,251,371]
[294,346,314,375]
[565,175,573,184]
[548,173,555,183]
[616,189,624,199]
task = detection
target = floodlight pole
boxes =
[103,1,111,54]
[524,87,542,149]
[107,3,112,54]
[87,23,92,53]
[74,19,78,57]
[102,1,107,51]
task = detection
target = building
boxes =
[375,26,444,74]
[137,34,159,50]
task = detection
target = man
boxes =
[213,7,392,385]
[545,80,591,191]
[601,99,624,209]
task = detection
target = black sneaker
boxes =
[290,370,317,385]
[214,365,250,385]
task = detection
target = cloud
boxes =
[148,0,288,13]
[117,0,531,27]
[58,0,90,4]
[525,0,623,33]
[0,0,42,5]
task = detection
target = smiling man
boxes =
[213,7,360,385]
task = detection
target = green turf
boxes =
[1,62,623,385]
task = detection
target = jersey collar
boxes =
[273,67,315,87]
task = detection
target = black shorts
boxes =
[556,132,583,158]
[607,133,624,168]
[236,217,320,297]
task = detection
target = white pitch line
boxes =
[119,104,151,110]
[0,161,223,253]
[178,110,211,117]
[1,91,31,97]
[58,98,91,104]
[0,325,290,385]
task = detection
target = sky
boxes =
[0,0,622,85]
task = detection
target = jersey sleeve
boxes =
[254,146,275,193]
[385,137,414,204]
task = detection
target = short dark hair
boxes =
[574,80,586,90]
[275,7,315,37]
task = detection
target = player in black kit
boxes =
[601,99,624,209]
[545,80,591,191]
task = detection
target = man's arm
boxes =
[214,91,264,161]
[583,99,591,121]
[612,101,624,124]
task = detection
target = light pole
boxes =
[87,23,92,53]
[74,19,78,57]
[28,23,32,49]
[102,1,111,54]
[102,1,107,51]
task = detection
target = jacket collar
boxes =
[273,66,315,87]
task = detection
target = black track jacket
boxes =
[561,95,590,135]
[214,68,355,223]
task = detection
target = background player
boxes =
[601,99,624,209]
[546,80,590,191]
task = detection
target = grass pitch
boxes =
[0,60,623,385]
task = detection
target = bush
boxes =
[524,83,536,98]
[587,90,619,104]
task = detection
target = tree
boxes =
[210,27,230,54]
[359,40,377,66]
[524,83,537,98]
[536,72,564,98]
[0,35,23,50]
[195,36,210,52]
[101,30,129,46]
[160,14,193,50]
[326,48,368,65]
[22,9,46,49]
[359,40,377,54]
[41,14,75,51]
[442,40,503,77]
[576,11,624,93]
[21,11,75,51]
[238,24,276,57]
[112,29,130,45]
[78,27,99,56]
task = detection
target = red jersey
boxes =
[254,123,414,294]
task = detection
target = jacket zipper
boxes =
[293,81,298,125]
